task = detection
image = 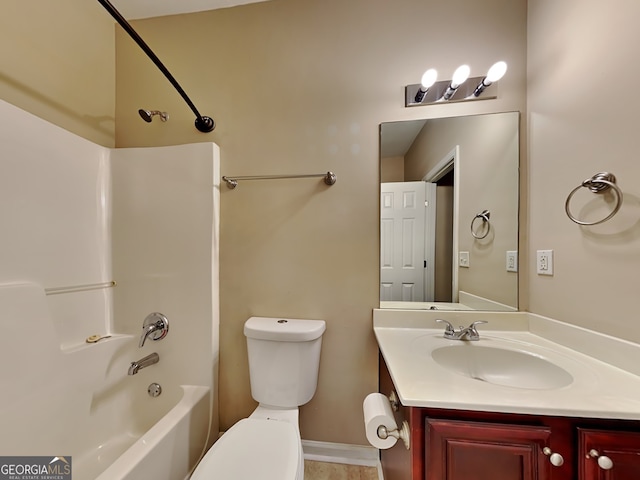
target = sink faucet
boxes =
[436,319,488,341]
[128,352,159,375]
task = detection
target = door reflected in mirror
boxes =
[380,111,519,311]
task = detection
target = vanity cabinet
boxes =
[425,418,554,480]
[379,355,640,480]
[578,429,640,479]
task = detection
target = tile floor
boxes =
[304,460,380,480]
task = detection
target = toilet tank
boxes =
[244,317,326,408]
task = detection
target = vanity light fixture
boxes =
[414,69,438,103]
[404,61,507,107]
[442,65,470,100]
[472,61,508,97]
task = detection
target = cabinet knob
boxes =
[542,447,565,467]
[589,449,614,470]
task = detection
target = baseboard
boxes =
[302,440,379,467]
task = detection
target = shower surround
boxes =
[0,99,219,479]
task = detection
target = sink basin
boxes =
[431,344,574,390]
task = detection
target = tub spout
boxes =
[128,352,159,375]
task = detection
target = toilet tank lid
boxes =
[245,317,326,341]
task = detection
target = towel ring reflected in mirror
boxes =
[471,210,491,239]
[565,172,623,226]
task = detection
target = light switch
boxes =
[506,251,518,272]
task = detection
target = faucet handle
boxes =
[469,320,488,328]
[469,320,489,332]
[436,319,455,333]
[139,312,169,348]
[467,320,488,334]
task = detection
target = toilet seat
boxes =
[190,418,300,480]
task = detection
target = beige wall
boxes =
[0,1,115,147]
[527,0,640,343]
[114,0,527,444]
[380,156,404,183]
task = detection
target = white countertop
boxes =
[374,309,640,420]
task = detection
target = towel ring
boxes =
[565,172,623,226]
[471,210,491,239]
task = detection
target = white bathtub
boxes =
[74,385,211,480]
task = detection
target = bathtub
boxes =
[73,385,211,480]
[0,285,212,480]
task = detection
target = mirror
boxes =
[380,111,519,311]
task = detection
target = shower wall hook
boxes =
[565,172,623,225]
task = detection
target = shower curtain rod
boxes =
[96,0,215,133]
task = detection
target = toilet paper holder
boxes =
[388,391,400,412]
[377,421,411,450]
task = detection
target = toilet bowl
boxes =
[190,317,325,480]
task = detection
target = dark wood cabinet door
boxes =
[425,419,558,480]
[578,428,640,480]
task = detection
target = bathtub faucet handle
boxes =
[139,312,169,348]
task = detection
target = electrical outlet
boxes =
[506,251,518,272]
[536,250,554,275]
[459,251,470,268]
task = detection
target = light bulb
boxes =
[473,61,507,97]
[486,61,507,83]
[451,65,470,88]
[442,65,470,101]
[414,68,438,103]
[421,69,438,89]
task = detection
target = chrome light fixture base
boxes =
[405,76,498,107]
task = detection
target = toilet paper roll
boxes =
[363,393,398,449]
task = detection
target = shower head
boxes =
[138,109,152,122]
[138,109,168,123]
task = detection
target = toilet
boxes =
[190,316,326,480]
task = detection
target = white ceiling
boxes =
[110,0,271,20]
